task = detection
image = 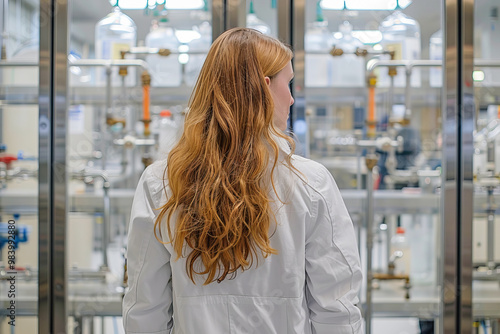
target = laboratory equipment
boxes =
[304,1,334,87]
[331,21,365,87]
[378,10,421,87]
[185,21,211,86]
[429,29,442,87]
[95,4,137,86]
[390,227,411,276]
[2,0,500,332]
[145,14,182,87]
[476,5,500,86]
[474,106,500,176]
[247,0,271,35]
[157,110,179,160]
[0,217,29,257]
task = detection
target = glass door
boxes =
[472,0,500,331]
[64,0,217,332]
[0,0,40,332]
[300,1,445,333]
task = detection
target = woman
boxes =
[123,27,363,334]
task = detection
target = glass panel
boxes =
[246,0,278,38]
[0,0,40,331]
[68,1,213,332]
[472,0,500,330]
[302,0,443,332]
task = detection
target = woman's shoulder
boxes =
[138,160,168,204]
[286,154,337,198]
[290,154,331,179]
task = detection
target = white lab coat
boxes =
[123,138,364,334]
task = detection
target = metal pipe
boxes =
[102,65,112,171]
[356,150,362,190]
[388,75,394,128]
[405,67,412,120]
[105,65,112,113]
[1,0,8,60]
[90,171,111,270]
[72,170,111,269]
[102,184,110,269]
[68,59,150,71]
[486,186,496,270]
[141,71,151,137]
[124,46,206,56]
[366,60,441,126]
[472,268,500,281]
[364,153,377,334]
[366,168,374,333]
[474,59,500,67]
[366,59,442,72]
[0,61,38,66]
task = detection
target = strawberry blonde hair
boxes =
[155,27,295,284]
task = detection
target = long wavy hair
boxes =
[155,28,295,285]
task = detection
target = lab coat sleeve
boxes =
[305,166,364,334]
[123,167,173,334]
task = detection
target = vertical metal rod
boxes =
[387,215,395,271]
[211,0,224,41]
[388,76,394,127]
[442,0,460,328]
[102,184,110,269]
[443,0,474,332]
[226,0,245,30]
[486,187,495,269]
[39,0,69,333]
[38,0,52,330]
[365,166,374,334]
[105,65,112,115]
[461,0,475,332]
[356,151,362,190]
[103,66,112,171]
[277,0,291,45]
[1,0,8,59]
[405,67,412,120]
[291,0,305,133]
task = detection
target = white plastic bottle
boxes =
[378,10,421,87]
[185,21,212,86]
[304,2,334,87]
[145,16,182,87]
[331,21,365,87]
[390,227,411,276]
[246,0,271,36]
[157,110,179,160]
[429,29,442,87]
[95,5,137,86]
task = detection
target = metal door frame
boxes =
[39,0,69,333]
[442,0,474,332]
[37,0,476,332]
